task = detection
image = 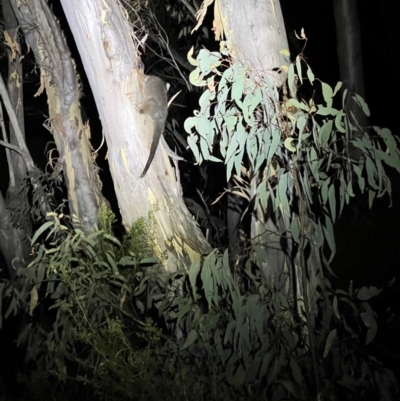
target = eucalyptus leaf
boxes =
[323,329,337,358]
[321,82,333,108]
[181,329,198,350]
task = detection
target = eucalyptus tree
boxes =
[1,0,399,399]
[0,0,31,281]
[1,0,211,275]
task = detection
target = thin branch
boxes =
[0,74,35,171]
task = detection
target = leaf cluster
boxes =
[185,44,400,271]
[1,211,399,400]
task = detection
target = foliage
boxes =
[148,249,397,400]
[1,207,169,400]
[1,17,400,401]
[185,42,400,269]
[5,166,65,233]
[178,41,400,399]
[2,216,398,400]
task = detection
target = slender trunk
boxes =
[0,0,30,280]
[333,0,369,161]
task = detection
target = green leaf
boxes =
[106,251,119,275]
[357,286,381,301]
[220,66,234,89]
[332,81,343,97]
[278,173,290,215]
[267,128,281,164]
[181,330,198,350]
[321,179,330,206]
[224,320,236,345]
[199,88,215,109]
[232,73,245,107]
[201,254,214,307]
[365,157,378,189]
[187,134,202,164]
[189,260,201,300]
[198,50,221,73]
[319,120,333,147]
[198,117,212,145]
[309,148,320,184]
[360,312,377,344]
[323,329,337,358]
[328,183,337,223]
[246,88,263,119]
[246,134,257,167]
[300,170,313,204]
[334,110,346,133]
[322,215,336,262]
[31,221,54,245]
[200,136,210,160]
[353,164,365,192]
[290,218,300,244]
[103,233,121,247]
[316,107,338,116]
[352,93,370,117]
[226,130,240,162]
[139,257,158,265]
[189,68,206,87]
[184,116,197,134]
[375,127,397,151]
[306,65,315,84]
[286,98,309,112]
[296,113,307,147]
[321,82,333,108]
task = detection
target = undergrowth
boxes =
[0,206,398,400]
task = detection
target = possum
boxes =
[139,75,168,178]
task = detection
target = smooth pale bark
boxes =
[219,0,289,87]
[60,0,210,271]
[217,2,322,346]
[219,0,292,283]
[333,0,369,161]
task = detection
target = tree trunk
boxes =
[219,0,289,88]
[59,0,210,271]
[0,0,30,280]
[216,1,322,337]
[219,0,292,283]
[333,0,369,161]
[9,0,107,233]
